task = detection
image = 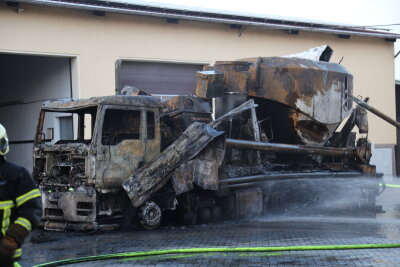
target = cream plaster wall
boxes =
[0,3,396,144]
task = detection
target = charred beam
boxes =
[226,138,356,157]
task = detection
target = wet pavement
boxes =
[21,177,400,266]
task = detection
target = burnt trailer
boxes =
[33,46,382,231]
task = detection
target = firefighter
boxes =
[0,123,42,267]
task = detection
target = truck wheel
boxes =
[138,201,162,230]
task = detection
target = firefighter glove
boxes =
[6,224,29,246]
[0,236,17,263]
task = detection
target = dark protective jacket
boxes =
[0,156,42,262]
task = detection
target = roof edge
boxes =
[13,0,400,39]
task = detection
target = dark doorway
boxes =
[0,54,72,171]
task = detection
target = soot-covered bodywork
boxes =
[34,96,163,230]
[34,46,382,231]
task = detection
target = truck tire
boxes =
[138,201,162,230]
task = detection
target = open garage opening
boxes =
[0,53,76,172]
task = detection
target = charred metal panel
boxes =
[292,112,335,144]
[162,95,212,115]
[172,161,194,195]
[215,94,248,119]
[172,135,225,194]
[193,134,225,190]
[197,54,353,145]
[34,143,89,154]
[42,95,161,111]
[172,158,219,194]
[123,122,224,207]
[212,61,250,93]
[193,159,219,190]
[145,110,161,162]
[96,139,145,188]
[161,96,212,150]
[95,106,160,189]
[42,190,96,223]
[195,70,225,99]
[245,57,353,125]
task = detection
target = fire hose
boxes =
[32,183,400,266]
[33,243,400,266]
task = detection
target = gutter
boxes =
[13,0,400,40]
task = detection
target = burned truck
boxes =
[33,46,381,231]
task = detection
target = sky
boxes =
[116,0,400,80]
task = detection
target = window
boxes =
[84,113,93,140]
[147,111,155,139]
[102,109,141,145]
[40,106,97,144]
[59,116,73,140]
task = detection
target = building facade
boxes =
[0,0,399,174]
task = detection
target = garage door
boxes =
[0,54,72,171]
[115,60,204,96]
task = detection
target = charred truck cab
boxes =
[34,96,163,230]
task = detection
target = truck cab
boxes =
[33,95,161,230]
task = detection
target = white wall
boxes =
[0,54,72,171]
[370,145,395,176]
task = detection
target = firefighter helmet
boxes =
[0,123,9,156]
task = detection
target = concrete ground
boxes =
[21,177,400,266]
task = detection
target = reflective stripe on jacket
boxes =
[0,157,42,260]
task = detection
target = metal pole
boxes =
[350,95,400,129]
[220,171,364,189]
[225,138,356,157]
[220,171,363,185]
